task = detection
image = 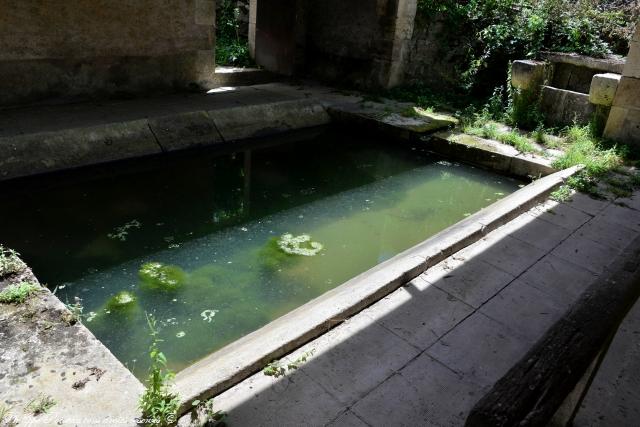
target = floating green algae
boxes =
[106,290,137,310]
[259,233,323,272]
[139,262,187,290]
[277,233,323,256]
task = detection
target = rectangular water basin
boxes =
[0,126,524,379]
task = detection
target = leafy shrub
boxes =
[216,0,253,67]
[417,0,637,92]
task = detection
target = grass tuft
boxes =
[0,282,41,304]
[25,394,56,416]
[552,126,622,177]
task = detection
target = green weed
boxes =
[496,131,537,153]
[263,350,315,378]
[139,314,180,426]
[0,404,17,426]
[25,394,56,416]
[550,185,573,202]
[0,245,25,277]
[0,281,41,304]
[191,399,226,426]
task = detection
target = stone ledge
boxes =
[0,120,162,181]
[210,99,331,142]
[328,102,458,140]
[0,265,142,425]
[428,131,555,179]
[544,52,626,74]
[0,98,331,182]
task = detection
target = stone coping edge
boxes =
[0,98,331,182]
[173,165,582,415]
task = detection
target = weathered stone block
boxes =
[624,41,640,79]
[612,76,640,109]
[589,73,621,106]
[0,120,161,181]
[210,99,330,141]
[604,106,640,148]
[511,60,547,90]
[148,111,222,151]
[540,86,596,127]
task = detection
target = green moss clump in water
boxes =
[139,262,187,291]
[106,290,137,310]
[259,233,323,272]
[277,234,323,256]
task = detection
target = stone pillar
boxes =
[387,0,417,88]
[248,0,257,59]
[604,23,640,147]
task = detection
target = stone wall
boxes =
[402,13,467,88]
[0,0,216,107]
[604,24,640,148]
[302,0,415,88]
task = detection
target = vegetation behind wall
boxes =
[411,0,638,94]
[216,0,253,67]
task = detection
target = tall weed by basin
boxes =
[139,314,180,426]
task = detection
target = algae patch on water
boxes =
[259,233,323,272]
[277,234,323,256]
[139,262,187,290]
[106,290,137,310]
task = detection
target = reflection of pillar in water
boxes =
[243,149,252,216]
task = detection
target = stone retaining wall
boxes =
[0,0,216,107]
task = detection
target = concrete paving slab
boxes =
[598,203,640,232]
[180,369,344,427]
[576,216,640,250]
[361,279,474,350]
[480,279,567,343]
[326,410,369,427]
[518,254,598,307]
[528,200,593,230]
[615,194,640,211]
[565,192,611,216]
[352,355,485,427]
[427,312,530,388]
[422,257,515,309]
[552,234,623,274]
[297,314,421,406]
[498,212,575,251]
[455,234,546,277]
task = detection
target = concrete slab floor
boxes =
[179,189,640,426]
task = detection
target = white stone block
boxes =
[589,73,621,106]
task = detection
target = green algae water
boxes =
[0,127,523,378]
